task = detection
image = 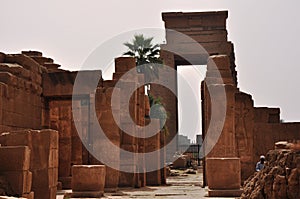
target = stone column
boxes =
[136,77,146,187]
[145,119,161,186]
[114,57,139,187]
[150,49,177,163]
[203,55,242,197]
[94,87,120,191]
[118,80,140,187]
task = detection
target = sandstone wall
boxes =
[254,122,300,165]
[0,52,44,133]
[235,92,300,181]
[41,56,163,189]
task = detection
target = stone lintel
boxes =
[162,11,228,33]
[162,11,228,19]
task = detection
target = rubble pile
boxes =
[241,141,300,199]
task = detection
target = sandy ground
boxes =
[56,169,237,199]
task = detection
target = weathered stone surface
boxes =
[0,72,17,86]
[0,146,30,171]
[71,165,106,192]
[21,51,43,57]
[166,30,228,43]
[58,177,71,189]
[104,167,119,189]
[0,130,58,170]
[0,130,58,199]
[0,64,29,80]
[208,189,243,197]
[42,72,76,97]
[64,191,103,198]
[254,107,280,123]
[30,56,53,65]
[115,57,136,73]
[173,156,187,169]
[4,54,42,73]
[207,55,231,70]
[43,70,101,97]
[253,123,300,170]
[22,191,34,199]
[2,171,32,195]
[162,11,228,30]
[164,41,233,57]
[241,147,300,199]
[145,127,161,186]
[118,169,136,187]
[58,138,72,177]
[0,52,5,63]
[205,84,237,157]
[31,168,57,199]
[42,63,60,70]
[235,92,255,181]
[0,175,14,196]
[206,158,241,190]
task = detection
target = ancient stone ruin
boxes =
[155,11,300,197]
[0,52,165,198]
[241,141,300,199]
[0,10,299,199]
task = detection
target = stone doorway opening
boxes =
[177,65,206,143]
[168,64,206,185]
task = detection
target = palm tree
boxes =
[123,34,162,83]
[124,35,168,135]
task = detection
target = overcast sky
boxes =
[1,1,300,139]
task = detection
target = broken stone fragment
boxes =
[241,146,300,199]
[275,141,289,149]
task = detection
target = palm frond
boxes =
[123,51,135,56]
[124,34,162,80]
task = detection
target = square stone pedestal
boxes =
[70,165,106,197]
[206,157,242,197]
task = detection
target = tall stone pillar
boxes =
[94,87,120,191]
[136,75,146,187]
[150,49,177,163]
[203,55,242,197]
[145,119,161,186]
[113,58,138,187]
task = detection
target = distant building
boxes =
[178,134,191,146]
[196,134,203,145]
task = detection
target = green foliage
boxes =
[148,93,169,136]
[123,35,168,136]
[123,34,162,82]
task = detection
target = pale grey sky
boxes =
[1,0,300,128]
